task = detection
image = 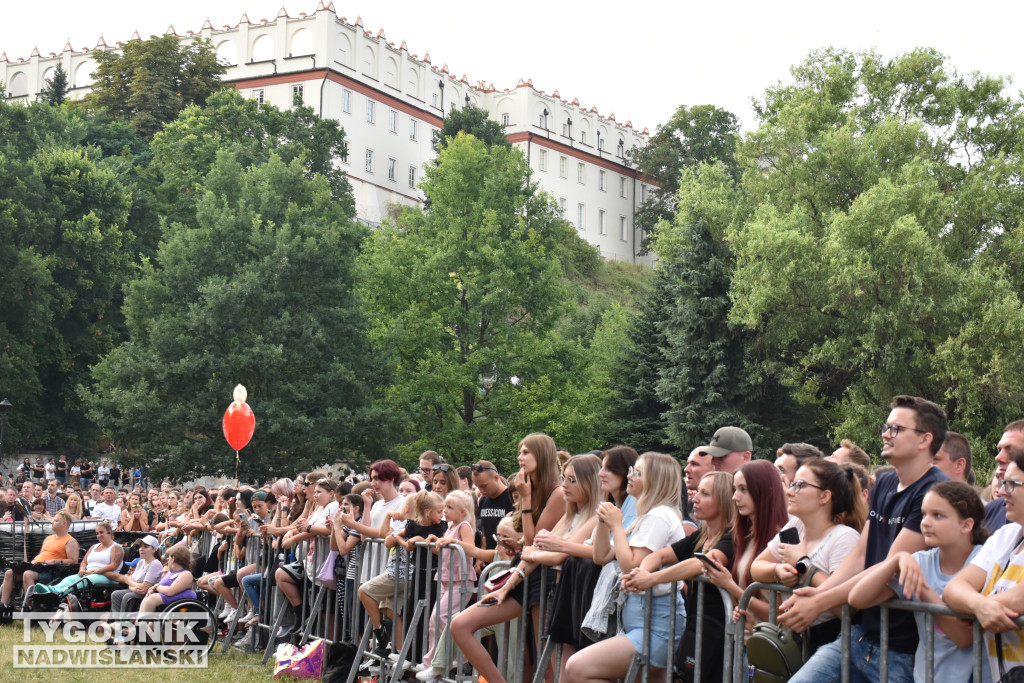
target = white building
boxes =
[1,3,653,262]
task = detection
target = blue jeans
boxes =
[789,624,915,683]
[241,573,262,614]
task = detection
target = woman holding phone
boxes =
[621,471,735,683]
[750,459,864,651]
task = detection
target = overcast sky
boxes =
[3,1,1022,134]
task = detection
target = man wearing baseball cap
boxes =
[702,426,753,474]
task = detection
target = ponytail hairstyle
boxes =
[412,490,444,525]
[801,459,868,531]
[928,481,990,546]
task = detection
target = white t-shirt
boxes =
[92,502,122,524]
[361,494,405,581]
[767,519,860,626]
[627,504,686,551]
[972,522,1024,681]
[44,463,55,480]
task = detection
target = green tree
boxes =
[41,62,69,106]
[89,34,225,137]
[0,103,137,453]
[728,47,1024,464]
[432,103,510,154]
[82,152,385,480]
[149,90,351,226]
[362,132,578,469]
[629,104,740,248]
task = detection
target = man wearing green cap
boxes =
[702,426,753,474]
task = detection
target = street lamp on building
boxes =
[0,398,11,463]
[438,79,445,113]
[465,94,470,107]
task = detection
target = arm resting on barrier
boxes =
[945,564,1021,634]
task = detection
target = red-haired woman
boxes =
[702,459,788,628]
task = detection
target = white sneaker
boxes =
[238,609,254,623]
[223,607,237,623]
[413,664,427,673]
[217,605,231,620]
[416,666,444,681]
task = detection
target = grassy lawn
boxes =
[0,619,273,681]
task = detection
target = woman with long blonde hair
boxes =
[566,452,686,683]
[63,493,84,522]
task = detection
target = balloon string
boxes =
[235,450,240,489]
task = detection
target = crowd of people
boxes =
[1,395,1024,682]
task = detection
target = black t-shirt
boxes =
[477,488,514,549]
[80,463,93,478]
[861,467,948,653]
[109,467,120,483]
[32,463,44,479]
[672,529,735,679]
[404,520,449,577]
[55,461,67,477]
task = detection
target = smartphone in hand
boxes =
[779,527,800,545]
[695,552,722,571]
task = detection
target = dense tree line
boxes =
[3,38,1023,480]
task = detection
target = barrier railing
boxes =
[731,581,1022,683]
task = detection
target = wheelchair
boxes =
[44,579,219,655]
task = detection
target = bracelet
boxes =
[522,508,533,514]
[306,524,312,534]
[511,567,526,582]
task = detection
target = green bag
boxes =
[745,566,818,683]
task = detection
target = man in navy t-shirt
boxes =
[781,395,950,683]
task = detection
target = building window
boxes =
[388,158,396,182]
[559,156,567,178]
[539,113,545,127]
[620,216,628,241]
[581,131,587,145]
[409,118,418,141]
[619,177,627,198]
[365,149,374,173]
[599,170,606,191]
[408,166,416,189]
[432,93,439,107]
[251,88,265,105]
[341,145,349,164]
[291,84,304,106]
[599,210,606,235]
[389,109,398,133]
[558,197,567,217]
[641,184,646,201]
[539,150,547,172]
[577,203,585,230]
[501,113,509,126]
[342,89,351,113]
[367,99,376,124]
[562,123,569,136]
[577,163,585,184]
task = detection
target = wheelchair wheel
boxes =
[48,594,82,633]
[158,598,217,654]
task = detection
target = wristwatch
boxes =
[795,556,812,575]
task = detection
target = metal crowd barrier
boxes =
[732,580,1024,683]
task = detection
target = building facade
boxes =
[1,3,653,262]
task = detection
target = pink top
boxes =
[438,521,477,584]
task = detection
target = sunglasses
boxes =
[435,464,454,473]
[473,464,497,473]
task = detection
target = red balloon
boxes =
[223,401,255,451]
